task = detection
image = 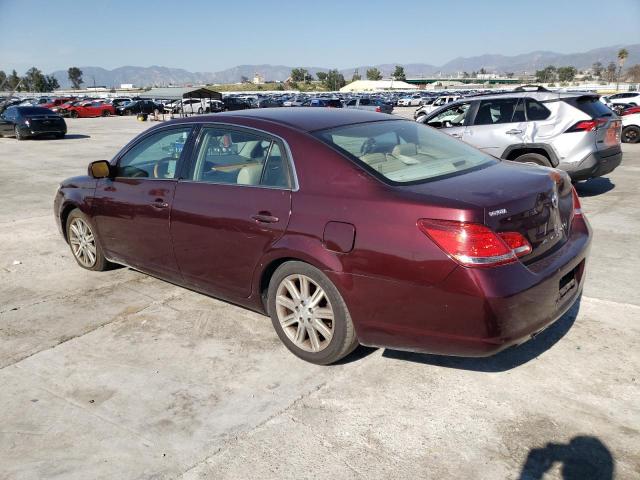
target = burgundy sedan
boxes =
[54,108,591,364]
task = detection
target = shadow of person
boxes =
[518,436,613,480]
[381,295,581,372]
[574,177,615,197]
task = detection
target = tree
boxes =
[535,65,557,83]
[617,48,629,90]
[462,71,470,78]
[592,61,603,77]
[351,70,361,82]
[557,66,577,82]
[392,65,406,81]
[290,67,309,83]
[605,62,617,82]
[321,69,346,91]
[44,75,60,91]
[479,67,487,75]
[240,75,249,83]
[366,67,382,80]
[23,67,47,92]
[7,70,21,91]
[316,71,328,82]
[0,70,6,89]
[68,67,83,89]
[625,64,640,83]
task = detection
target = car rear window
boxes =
[17,107,54,115]
[564,96,614,118]
[314,120,496,185]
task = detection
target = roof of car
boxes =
[462,90,598,102]
[171,107,400,132]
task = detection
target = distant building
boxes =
[253,73,265,85]
[476,73,500,80]
[340,79,418,92]
[120,83,135,89]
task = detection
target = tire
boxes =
[102,110,110,117]
[55,133,65,139]
[125,110,133,116]
[267,261,358,365]
[622,125,640,144]
[14,126,24,140]
[197,107,203,114]
[65,209,109,271]
[513,152,552,167]
[70,111,79,119]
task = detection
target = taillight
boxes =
[375,106,381,112]
[572,187,583,217]
[417,219,531,267]
[566,118,607,132]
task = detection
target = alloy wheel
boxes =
[68,218,97,267]
[275,274,335,353]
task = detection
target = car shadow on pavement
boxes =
[517,435,613,480]
[60,134,91,140]
[574,177,615,197]
[380,295,581,372]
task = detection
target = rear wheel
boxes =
[102,110,110,117]
[268,261,358,365]
[197,107,204,114]
[513,152,551,167]
[55,133,65,139]
[66,210,109,271]
[622,125,640,144]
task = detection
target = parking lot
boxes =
[1,111,639,479]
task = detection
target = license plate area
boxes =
[558,268,577,300]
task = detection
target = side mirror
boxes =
[88,160,111,179]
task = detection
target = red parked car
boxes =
[53,109,591,364]
[41,97,75,109]
[67,101,115,118]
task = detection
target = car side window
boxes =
[189,127,291,188]
[116,127,192,179]
[473,98,521,125]
[525,98,551,121]
[427,103,471,128]
[360,98,371,106]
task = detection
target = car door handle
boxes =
[506,129,523,135]
[151,199,169,209]
[251,213,279,224]
[450,133,462,138]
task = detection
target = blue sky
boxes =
[1,0,638,74]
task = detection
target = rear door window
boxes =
[525,98,551,121]
[473,98,521,125]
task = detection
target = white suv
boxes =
[417,89,622,181]
[603,92,640,107]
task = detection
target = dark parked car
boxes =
[117,100,164,116]
[0,106,67,140]
[54,108,590,364]
[223,97,252,111]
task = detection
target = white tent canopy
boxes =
[340,80,418,92]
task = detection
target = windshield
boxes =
[314,120,496,184]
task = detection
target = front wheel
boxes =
[267,261,358,365]
[66,210,109,271]
[14,126,24,140]
[622,125,640,144]
[102,110,110,117]
[70,111,79,118]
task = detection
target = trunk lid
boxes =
[400,160,574,263]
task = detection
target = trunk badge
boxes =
[488,208,507,217]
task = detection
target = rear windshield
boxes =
[564,96,614,118]
[314,120,496,185]
[17,107,54,115]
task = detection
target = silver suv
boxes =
[417,88,622,181]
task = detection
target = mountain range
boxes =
[49,44,639,88]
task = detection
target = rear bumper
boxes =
[328,216,592,357]
[559,146,622,181]
[18,124,66,137]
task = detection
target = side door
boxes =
[171,125,293,298]
[92,125,194,278]
[462,97,526,157]
[423,102,472,140]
